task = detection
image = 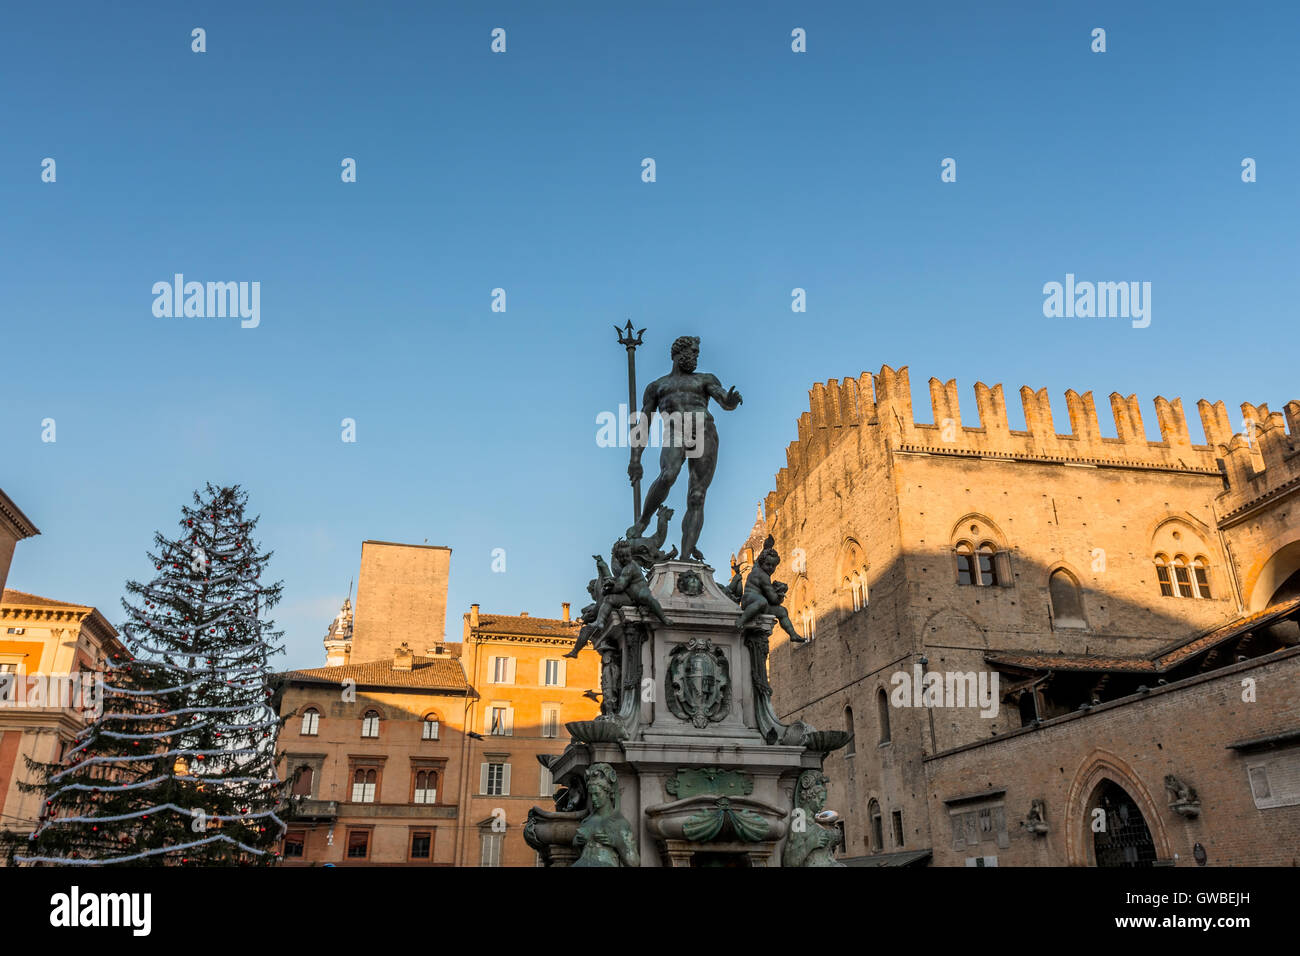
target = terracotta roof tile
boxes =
[987,596,1300,675]
[282,655,470,692]
[2,589,85,609]
[476,614,581,637]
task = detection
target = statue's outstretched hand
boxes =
[628,461,643,483]
[725,387,743,408]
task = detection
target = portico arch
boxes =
[1064,750,1171,867]
[1244,539,1300,612]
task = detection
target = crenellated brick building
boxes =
[753,366,1300,866]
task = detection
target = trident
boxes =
[615,319,646,524]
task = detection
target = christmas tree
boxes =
[3,483,288,866]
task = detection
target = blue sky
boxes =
[2,1,1296,669]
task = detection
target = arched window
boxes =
[1154,554,1173,596]
[977,544,999,587]
[361,710,380,738]
[1155,552,1213,600]
[790,577,814,642]
[952,518,1010,588]
[837,539,869,615]
[1049,569,1085,627]
[300,708,320,736]
[852,573,868,611]
[1151,518,1218,601]
[798,606,816,641]
[1192,557,1212,599]
[413,770,437,804]
[844,706,856,757]
[877,687,891,744]
[291,765,314,798]
[422,715,440,740]
[351,768,377,803]
[868,799,884,853]
[955,543,975,585]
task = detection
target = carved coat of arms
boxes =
[666,638,731,728]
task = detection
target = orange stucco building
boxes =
[275,540,599,865]
[0,489,127,851]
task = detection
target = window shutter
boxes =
[538,659,546,685]
[479,762,489,795]
[996,551,1014,587]
[540,765,553,796]
[506,657,516,685]
[556,658,567,688]
[505,706,514,736]
[501,763,511,796]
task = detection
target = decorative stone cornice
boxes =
[0,490,39,540]
[894,443,1221,476]
[0,601,120,650]
[470,631,573,647]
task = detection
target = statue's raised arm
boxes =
[705,373,743,411]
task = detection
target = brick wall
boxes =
[924,648,1300,866]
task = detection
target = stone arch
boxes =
[1064,750,1172,867]
[948,512,1009,548]
[1243,538,1300,612]
[1146,512,1214,547]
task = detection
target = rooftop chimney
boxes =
[562,602,571,623]
[470,604,480,628]
[393,642,414,672]
[520,611,529,617]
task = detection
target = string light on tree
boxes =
[2,484,290,867]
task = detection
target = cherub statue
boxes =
[572,763,639,867]
[622,505,677,570]
[1164,775,1198,805]
[563,577,603,659]
[737,536,805,643]
[590,540,672,629]
[782,770,844,867]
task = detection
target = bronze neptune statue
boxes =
[627,336,742,561]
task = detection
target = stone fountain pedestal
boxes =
[528,560,844,867]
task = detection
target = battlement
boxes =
[1215,400,1300,522]
[767,365,1256,511]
